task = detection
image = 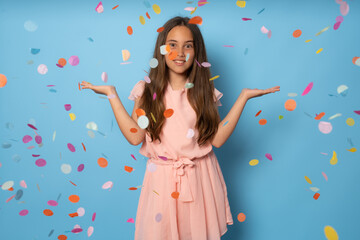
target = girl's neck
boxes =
[168,71,188,90]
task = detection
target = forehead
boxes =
[166,26,193,42]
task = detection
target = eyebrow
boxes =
[166,40,194,43]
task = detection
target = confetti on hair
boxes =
[188,16,202,25]
[190,7,198,14]
[157,27,164,32]
[209,75,219,81]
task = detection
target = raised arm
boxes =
[211,85,280,148]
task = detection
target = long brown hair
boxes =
[138,16,221,147]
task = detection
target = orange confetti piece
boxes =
[81,142,86,151]
[168,51,178,60]
[127,26,133,35]
[78,82,81,91]
[157,27,164,33]
[129,187,138,190]
[97,157,108,168]
[68,194,80,203]
[237,212,246,222]
[188,16,202,25]
[130,128,138,133]
[293,29,302,38]
[68,212,79,218]
[57,235,68,240]
[255,110,262,117]
[315,112,325,120]
[166,44,171,52]
[125,166,133,173]
[164,109,174,118]
[58,58,67,66]
[313,192,320,200]
[136,108,146,116]
[284,99,297,111]
[69,181,77,186]
[146,12,150,19]
[259,119,267,125]
[171,191,179,199]
[8,187,14,191]
[112,5,119,10]
[43,209,54,216]
[6,195,15,203]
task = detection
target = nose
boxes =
[177,47,185,57]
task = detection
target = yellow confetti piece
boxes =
[52,130,56,142]
[139,16,145,25]
[330,151,338,165]
[304,176,312,184]
[209,75,219,81]
[249,159,259,166]
[190,6,197,15]
[346,117,355,126]
[153,190,159,195]
[150,112,156,123]
[324,226,339,240]
[69,113,76,121]
[346,147,357,152]
[315,26,329,36]
[152,4,161,14]
[316,48,323,54]
[279,115,284,119]
[37,183,40,192]
[305,39,312,43]
[236,0,246,8]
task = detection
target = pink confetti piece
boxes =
[261,26,269,34]
[354,110,360,115]
[32,154,40,157]
[20,180,27,188]
[334,21,341,30]
[340,1,349,16]
[35,158,46,167]
[64,104,71,111]
[184,7,195,11]
[68,56,79,66]
[19,209,29,216]
[88,226,94,237]
[47,200,58,206]
[120,62,133,65]
[67,143,76,152]
[144,76,151,83]
[35,135,42,144]
[301,82,313,96]
[27,123,38,130]
[153,92,157,100]
[336,15,344,23]
[72,227,83,233]
[56,64,63,68]
[131,154,137,160]
[195,59,201,67]
[265,153,272,160]
[77,164,85,172]
[201,62,211,67]
[127,218,135,223]
[46,85,55,87]
[267,30,272,38]
[92,212,96,221]
[95,1,103,13]
[322,172,328,181]
[242,18,252,21]
[158,155,168,161]
[23,135,32,143]
[223,45,234,47]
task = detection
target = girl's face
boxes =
[164,26,195,76]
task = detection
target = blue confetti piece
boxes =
[30,48,40,54]
[143,0,151,8]
[258,8,265,15]
[244,48,248,55]
[223,120,229,126]
[49,89,57,93]
[88,37,94,42]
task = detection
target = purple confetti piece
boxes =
[158,155,168,161]
[56,63,64,68]
[195,59,201,67]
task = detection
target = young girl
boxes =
[81,16,279,240]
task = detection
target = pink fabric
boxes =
[128,79,233,240]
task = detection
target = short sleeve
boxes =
[214,88,223,106]
[128,80,145,101]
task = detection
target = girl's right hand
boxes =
[80,81,115,96]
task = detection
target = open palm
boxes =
[242,86,280,100]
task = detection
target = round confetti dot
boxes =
[324,225,339,240]
[61,164,72,174]
[22,135,32,143]
[102,181,113,189]
[171,191,179,199]
[346,118,355,126]
[24,20,38,32]
[168,50,178,60]
[155,213,162,222]
[292,29,302,38]
[87,226,94,237]
[77,207,85,217]
[43,209,53,216]
[249,159,259,166]
[69,194,80,203]
[127,26,133,35]
[135,108,146,116]
[98,157,108,168]
[68,56,79,66]
[186,129,195,138]
[58,58,67,67]
[37,64,48,75]
[284,99,296,111]
[259,119,267,125]
[35,158,47,167]
[147,162,157,172]
[77,164,85,172]
[35,135,42,144]
[237,212,246,222]
[48,200,58,206]
[1,180,14,190]
[164,109,174,118]
[0,73,7,88]
[58,234,67,240]
[152,4,161,14]
[86,121,98,131]
[20,180,27,188]
[19,209,29,216]
[67,143,75,152]
[122,49,130,61]
[138,115,149,129]
[236,0,246,8]
[149,58,158,68]
[318,121,332,134]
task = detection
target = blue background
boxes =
[1,0,359,239]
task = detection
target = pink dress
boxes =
[128,79,233,240]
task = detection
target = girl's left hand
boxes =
[241,86,280,100]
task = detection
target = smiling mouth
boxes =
[174,60,185,65]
